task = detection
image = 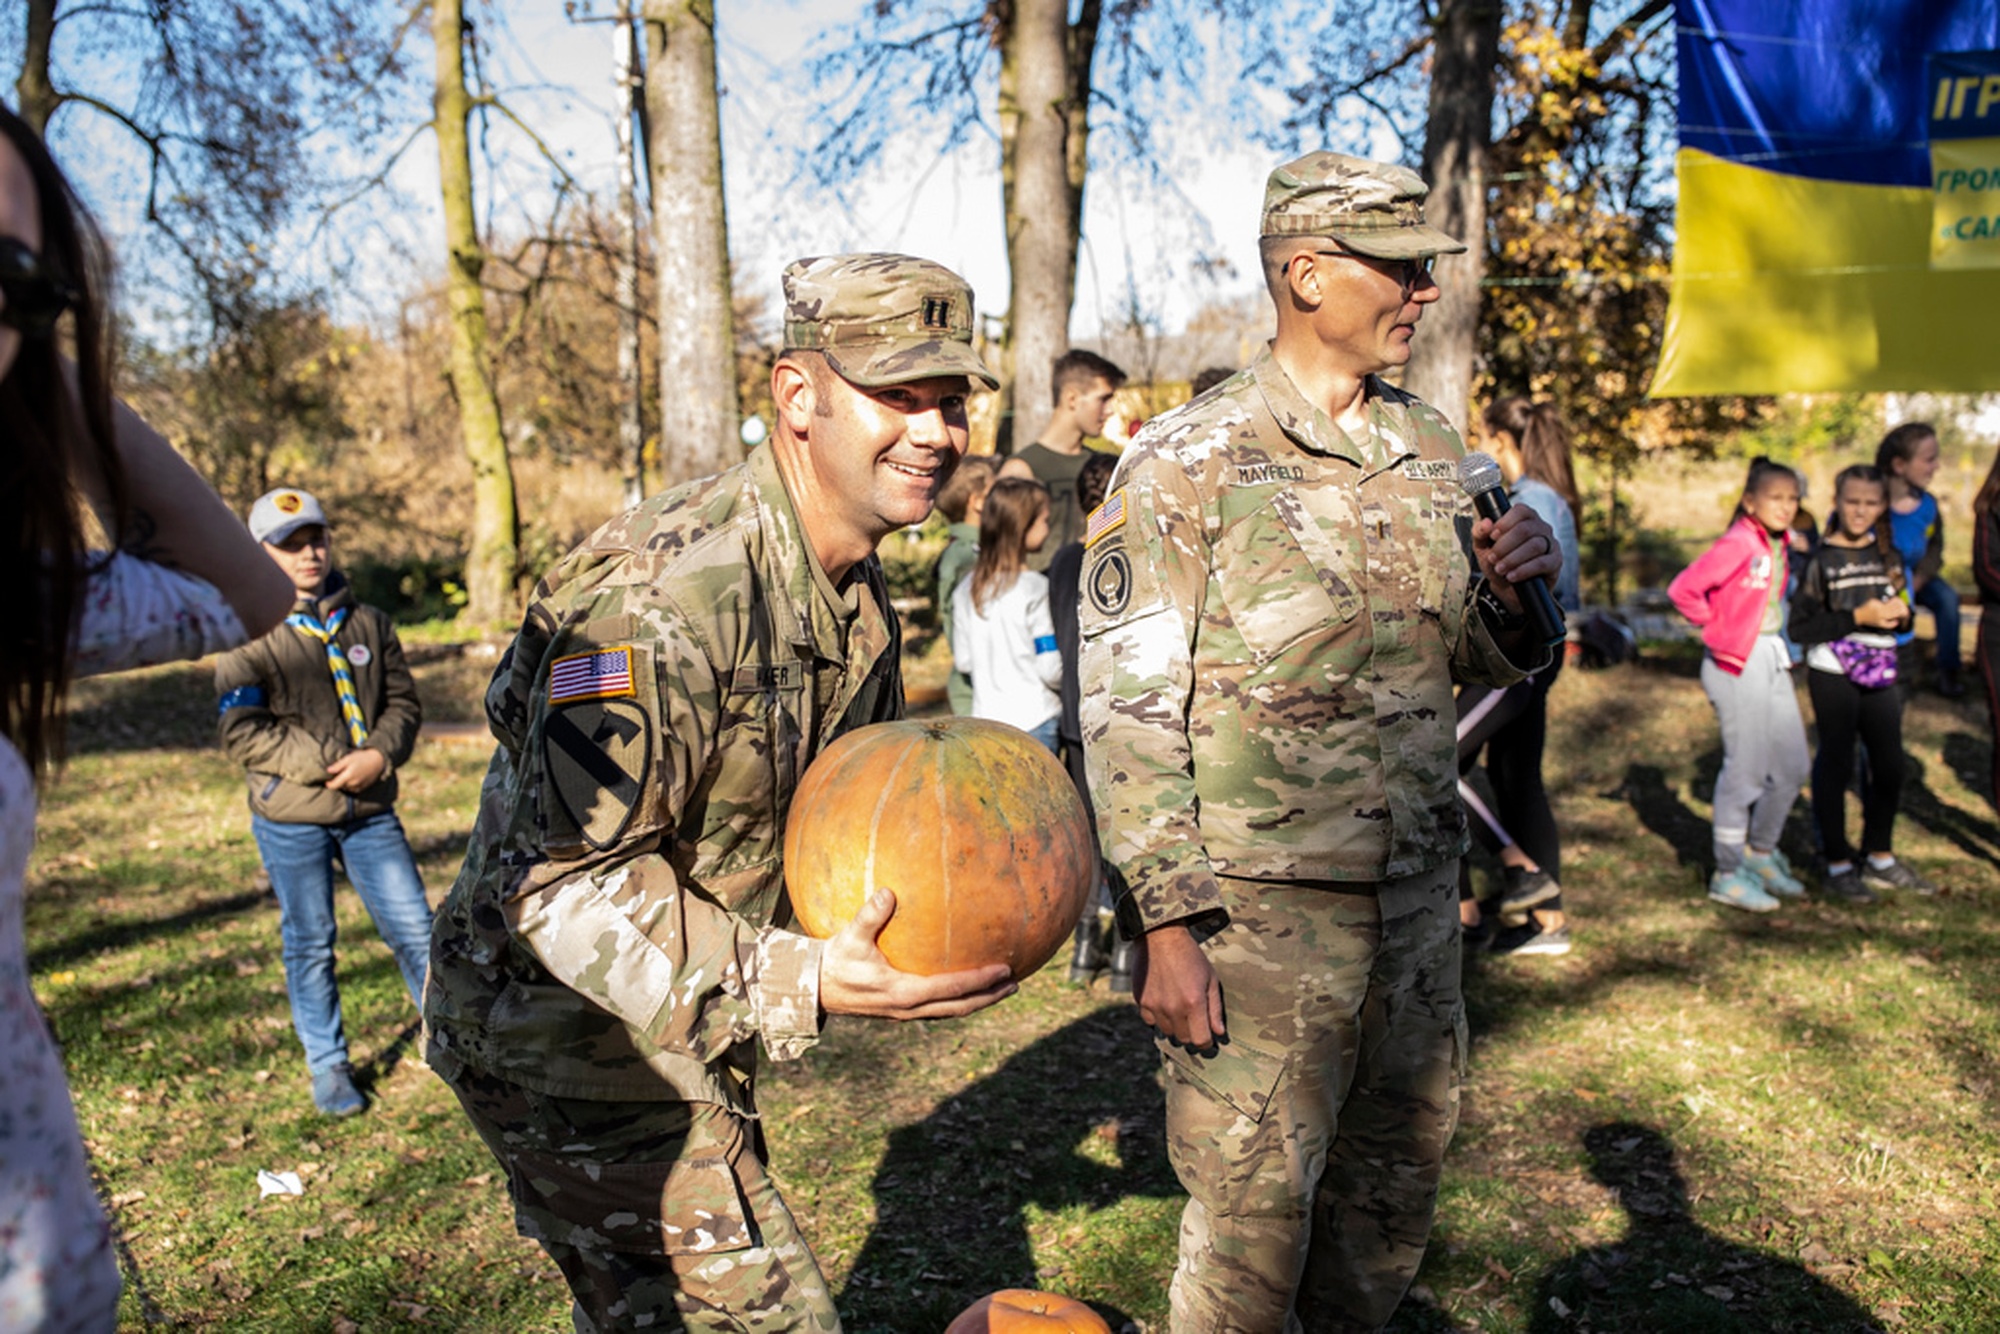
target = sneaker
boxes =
[1820,868,1879,905]
[1709,868,1781,914]
[1497,867,1561,920]
[1741,847,1805,899]
[311,1062,366,1117]
[1861,858,1939,896]
[1489,922,1572,956]
[1937,672,1967,700]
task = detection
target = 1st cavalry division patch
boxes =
[544,646,648,850]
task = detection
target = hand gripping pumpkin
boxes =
[944,1289,1114,1333]
[783,718,1096,978]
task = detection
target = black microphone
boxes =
[1458,452,1567,649]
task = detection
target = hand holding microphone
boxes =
[1458,452,1567,649]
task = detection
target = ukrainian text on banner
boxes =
[1931,50,2000,269]
[1656,2,2000,396]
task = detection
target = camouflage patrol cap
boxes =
[1260,151,1467,259]
[782,253,998,390]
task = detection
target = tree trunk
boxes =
[15,0,59,134]
[1404,0,1502,437]
[433,0,519,628]
[614,6,647,507]
[643,0,739,486]
[998,0,1093,452]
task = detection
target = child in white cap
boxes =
[215,488,431,1116]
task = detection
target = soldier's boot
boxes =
[1068,912,1109,985]
[1107,935,1137,995]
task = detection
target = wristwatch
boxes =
[1474,577,1527,634]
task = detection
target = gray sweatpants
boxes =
[1700,633,1810,872]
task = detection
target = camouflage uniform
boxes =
[424,254,994,1334]
[1078,155,1546,1332]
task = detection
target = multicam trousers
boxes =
[437,1055,840,1333]
[1159,864,1466,1333]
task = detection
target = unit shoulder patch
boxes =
[545,698,651,852]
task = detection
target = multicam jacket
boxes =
[424,443,902,1108]
[1078,348,1540,934]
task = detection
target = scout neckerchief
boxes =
[287,605,368,745]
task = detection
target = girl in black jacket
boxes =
[1788,465,1929,902]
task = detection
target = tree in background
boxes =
[432,0,518,629]
[642,0,740,486]
[7,0,411,322]
[1288,0,1765,600]
[805,0,1273,451]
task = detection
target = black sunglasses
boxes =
[0,236,80,337]
[1300,249,1434,291]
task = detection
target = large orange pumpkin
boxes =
[784,718,1095,978]
[943,1289,1114,1333]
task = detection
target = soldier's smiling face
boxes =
[811,367,970,537]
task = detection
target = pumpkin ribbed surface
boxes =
[944,1289,1114,1333]
[783,718,1095,978]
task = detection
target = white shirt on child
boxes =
[950,569,1062,733]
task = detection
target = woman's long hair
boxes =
[1483,396,1579,514]
[1829,463,1905,595]
[0,104,126,777]
[970,478,1048,616]
[1874,421,1935,486]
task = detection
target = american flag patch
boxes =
[548,647,636,703]
[1084,489,1127,547]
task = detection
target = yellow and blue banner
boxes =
[1655,3,2000,396]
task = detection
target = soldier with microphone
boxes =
[1079,151,1564,1331]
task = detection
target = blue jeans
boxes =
[1914,578,1962,675]
[252,811,432,1074]
[1028,716,1060,752]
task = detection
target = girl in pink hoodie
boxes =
[1668,459,1812,913]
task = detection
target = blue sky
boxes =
[20,0,1399,341]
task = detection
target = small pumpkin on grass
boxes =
[943,1288,1114,1333]
[784,717,1095,978]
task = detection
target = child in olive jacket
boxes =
[216,488,431,1116]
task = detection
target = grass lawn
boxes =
[26,645,2000,1331]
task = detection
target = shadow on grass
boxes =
[28,887,269,974]
[1526,1123,1881,1333]
[1894,753,2000,869]
[839,1005,1171,1331]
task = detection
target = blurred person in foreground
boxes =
[424,253,1017,1332]
[1080,152,1560,1331]
[0,104,292,1331]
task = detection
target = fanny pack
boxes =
[1831,639,1897,689]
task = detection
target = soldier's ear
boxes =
[772,358,816,435]
[1286,250,1328,312]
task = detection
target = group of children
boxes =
[1669,423,1953,912]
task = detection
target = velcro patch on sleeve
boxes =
[548,647,637,704]
[1084,489,1127,547]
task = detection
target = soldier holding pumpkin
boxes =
[1079,153,1563,1330]
[423,254,1016,1332]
